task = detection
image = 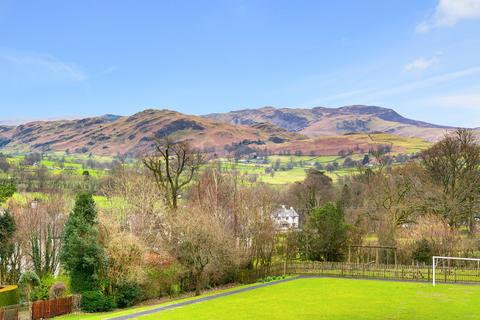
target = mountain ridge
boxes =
[204,105,455,141]
[0,105,468,156]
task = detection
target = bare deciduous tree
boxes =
[143,138,204,211]
[102,163,166,246]
[169,207,237,296]
[9,193,69,277]
[420,129,480,232]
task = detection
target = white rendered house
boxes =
[272,205,299,231]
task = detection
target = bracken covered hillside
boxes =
[0,105,465,156]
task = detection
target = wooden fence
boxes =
[31,296,76,320]
[0,295,80,320]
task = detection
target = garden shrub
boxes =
[0,285,20,307]
[81,290,116,312]
[18,271,41,303]
[31,274,55,301]
[143,263,184,299]
[32,274,71,301]
[258,275,287,283]
[169,284,181,297]
[412,238,433,264]
[49,282,67,299]
[115,283,143,308]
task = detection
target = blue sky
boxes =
[1,0,480,127]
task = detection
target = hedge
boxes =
[0,285,20,307]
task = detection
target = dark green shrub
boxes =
[299,202,349,262]
[60,193,106,293]
[115,283,143,308]
[81,291,116,313]
[412,239,433,264]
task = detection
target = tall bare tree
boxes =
[143,138,204,211]
[420,129,480,232]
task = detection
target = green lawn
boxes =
[57,278,480,320]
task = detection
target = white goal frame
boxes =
[432,256,480,286]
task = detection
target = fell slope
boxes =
[0,109,306,156]
[205,105,454,141]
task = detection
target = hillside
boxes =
[0,106,458,156]
[0,109,306,156]
[205,105,454,141]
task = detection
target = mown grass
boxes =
[57,278,480,320]
[143,278,480,320]
[55,282,264,320]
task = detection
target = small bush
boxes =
[81,291,116,313]
[169,284,181,297]
[258,275,287,283]
[18,271,41,303]
[49,282,67,299]
[142,263,183,299]
[31,274,55,301]
[115,283,143,308]
[32,274,71,301]
[412,238,433,264]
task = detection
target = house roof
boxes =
[273,205,299,219]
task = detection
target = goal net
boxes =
[432,256,480,286]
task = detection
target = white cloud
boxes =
[405,56,439,72]
[0,50,86,81]
[417,0,480,33]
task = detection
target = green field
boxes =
[216,155,358,184]
[57,278,480,320]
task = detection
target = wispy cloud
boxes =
[370,66,480,98]
[96,65,119,77]
[0,50,86,81]
[417,0,480,33]
[428,93,480,110]
[404,52,442,72]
